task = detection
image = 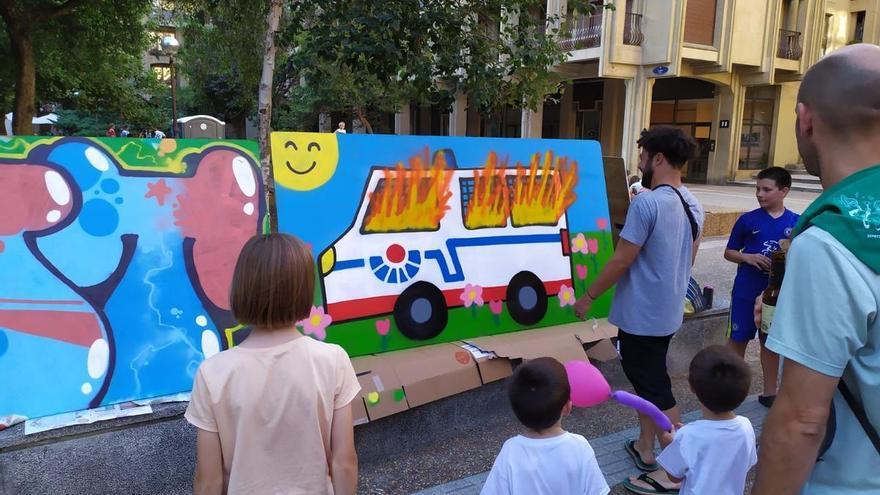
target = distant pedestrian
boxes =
[106,123,116,137]
[186,234,360,494]
[153,128,166,139]
[334,121,347,134]
[120,125,130,138]
[481,358,609,495]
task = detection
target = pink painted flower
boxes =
[558,285,576,307]
[587,238,599,254]
[460,283,484,307]
[597,218,608,230]
[576,264,588,279]
[489,300,503,315]
[301,306,332,341]
[571,233,589,254]
[375,319,391,336]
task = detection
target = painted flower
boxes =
[587,238,599,254]
[489,300,503,315]
[375,319,391,336]
[301,306,332,341]
[597,218,609,230]
[460,283,484,307]
[558,285,576,307]
[571,233,589,254]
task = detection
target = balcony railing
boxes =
[623,13,644,46]
[777,29,803,60]
[559,13,603,51]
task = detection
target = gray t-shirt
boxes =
[609,186,704,336]
[766,227,880,494]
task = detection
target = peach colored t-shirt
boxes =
[185,336,360,494]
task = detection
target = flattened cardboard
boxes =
[351,355,409,421]
[456,343,513,384]
[351,395,369,426]
[585,338,619,362]
[468,324,589,363]
[381,343,482,408]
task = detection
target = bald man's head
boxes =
[798,44,880,137]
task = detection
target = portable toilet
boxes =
[176,115,225,139]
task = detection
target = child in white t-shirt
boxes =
[481,357,610,495]
[626,345,757,495]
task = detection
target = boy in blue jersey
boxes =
[724,166,798,408]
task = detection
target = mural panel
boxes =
[0,137,264,419]
[272,133,614,357]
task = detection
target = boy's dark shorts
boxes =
[617,329,677,411]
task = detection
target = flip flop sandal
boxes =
[624,440,659,472]
[621,472,680,494]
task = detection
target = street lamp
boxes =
[160,35,180,138]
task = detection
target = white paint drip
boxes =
[243,202,255,216]
[46,210,61,223]
[87,338,109,379]
[232,156,256,197]
[201,330,220,359]
[44,170,70,206]
[85,146,110,172]
[81,382,93,395]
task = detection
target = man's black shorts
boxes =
[617,328,677,411]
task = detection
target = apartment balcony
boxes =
[623,13,644,46]
[777,29,803,60]
[559,13,603,51]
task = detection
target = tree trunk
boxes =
[355,107,374,134]
[257,0,283,232]
[11,32,35,135]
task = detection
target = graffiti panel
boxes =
[272,133,614,357]
[0,137,264,419]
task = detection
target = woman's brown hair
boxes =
[230,233,315,329]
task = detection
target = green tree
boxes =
[175,0,267,137]
[277,0,608,132]
[0,0,157,135]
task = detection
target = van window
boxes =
[460,176,510,229]
[362,171,452,233]
[509,170,577,227]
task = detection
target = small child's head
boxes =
[230,233,315,330]
[628,174,642,186]
[688,345,751,414]
[755,166,791,209]
[508,357,572,432]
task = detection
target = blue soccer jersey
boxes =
[727,208,800,300]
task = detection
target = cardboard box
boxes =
[457,342,513,384]
[468,324,591,363]
[380,343,482,408]
[351,355,409,421]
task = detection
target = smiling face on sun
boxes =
[270,132,339,191]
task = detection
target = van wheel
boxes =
[506,271,548,326]
[394,281,448,341]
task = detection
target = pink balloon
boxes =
[565,360,611,407]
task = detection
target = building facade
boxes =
[396,0,878,184]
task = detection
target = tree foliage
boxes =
[174,0,267,137]
[0,0,162,134]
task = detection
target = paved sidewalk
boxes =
[413,396,768,495]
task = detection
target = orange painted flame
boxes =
[363,148,453,232]
[511,151,578,226]
[464,152,511,229]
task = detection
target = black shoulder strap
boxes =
[653,184,698,242]
[838,378,880,455]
